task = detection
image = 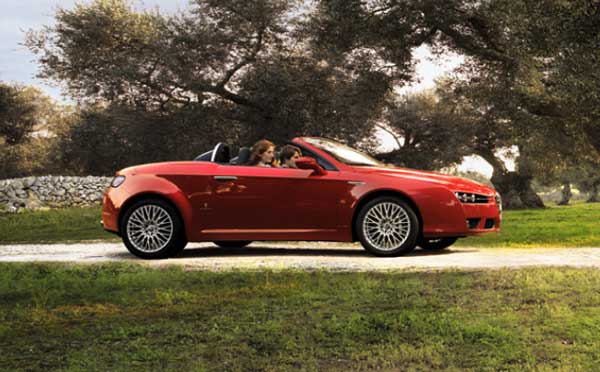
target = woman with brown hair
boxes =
[248,139,277,167]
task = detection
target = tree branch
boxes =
[437,23,517,69]
[473,146,508,176]
[375,123,402,148]
[216,28,265,89]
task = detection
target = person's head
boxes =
[280,145,302,168]
[249,139,276,166]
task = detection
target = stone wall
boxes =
[0,176,112,213]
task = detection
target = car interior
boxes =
[194,142,337,171]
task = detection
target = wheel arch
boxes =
[351,189,424,242]
[118,192,189,241]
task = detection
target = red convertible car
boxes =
[101,137,501,259]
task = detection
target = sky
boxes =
[0,0,502,177]
[0,0,186,99]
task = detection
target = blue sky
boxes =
[0,0,186,101]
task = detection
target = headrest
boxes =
[233,147,251,165]
[210,143,230,163]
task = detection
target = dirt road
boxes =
[1,242,599,270]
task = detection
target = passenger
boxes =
[279,145,302,168]
[248,139,277,167]
[272,153,281,168]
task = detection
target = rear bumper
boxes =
[101,189,122,235]
[101,219,121,237]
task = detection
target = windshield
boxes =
[302,137,385,167]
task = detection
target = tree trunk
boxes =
[587,183,599,203]
[583,123,600,158]
[557,182,572,205]
[475,147,545,210]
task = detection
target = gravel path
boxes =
[1,242,599,271]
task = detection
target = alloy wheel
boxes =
[126,204,174,253]
[362,201,411,251]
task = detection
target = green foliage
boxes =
[0,83,37,145]
[0,138,56,179]
[1,264,599,370]
[0,83,70,179]
[236,56,389,148]
[25,0,291,111]
[52,104,238,175]
[21,0,600,183]
[307,0,600,206]
[26,0,395,165]
[376,91,473,170]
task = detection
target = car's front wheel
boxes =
[121,198,187,259]
[418,237,458,250]
[356,196,419,257]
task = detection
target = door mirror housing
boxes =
[295,157,327,176]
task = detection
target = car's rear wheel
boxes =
[121,198,187,259]
[356,196,419,257]
[213,241,252,248]
[418,237,458,250]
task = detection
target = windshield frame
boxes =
[300,137,385,167]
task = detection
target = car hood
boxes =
[352,165,495,195]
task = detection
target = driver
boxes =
[248,139,277,167]
[279,145,302,168]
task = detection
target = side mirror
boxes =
[295,156,327,176]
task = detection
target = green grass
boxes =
[0,263,599,371]
[456,200,600,247]
[1,201,600,247]
[0,206,118,244]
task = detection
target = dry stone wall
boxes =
[0,176,112,213]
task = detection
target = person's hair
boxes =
[280,145,302,162]
[248,139,276,166]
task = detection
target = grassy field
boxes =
[456,200,600,247]
[0,206,119,244]
[0,263,598,371]
[1,201,599,247]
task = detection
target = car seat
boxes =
[230,147,251,165]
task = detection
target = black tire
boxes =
[356,196,419,257]
[170,236,189,256]
[120,198,187,259]
[418,237,458,250]
[213,241,252,248]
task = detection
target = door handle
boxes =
[214,176,237,181]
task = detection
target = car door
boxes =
[201,164,302,231]
[280,170,353,231]
[201,163,352,230]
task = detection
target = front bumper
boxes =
[422,190,502,238]
[460,202,502,234]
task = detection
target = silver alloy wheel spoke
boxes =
[126,204,174,253]
[363,202,411,251]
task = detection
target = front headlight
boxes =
[454,191,489,203]
[111,175,126,188]
[495,192,502,213]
